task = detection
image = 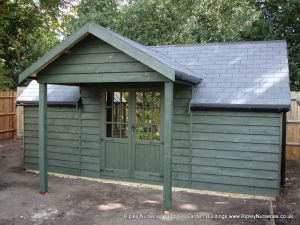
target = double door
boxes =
[101,89,163,182]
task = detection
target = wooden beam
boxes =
[39,83,48,194]
[37,72,169,84]
[0,128,16,133]
[163,81,173,210]
[287,142,300,146]
[287,120,300,123]
[0,113,16,116]
[0,96,16,99]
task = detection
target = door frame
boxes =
[100,85,164,181]
[130,89,164,182]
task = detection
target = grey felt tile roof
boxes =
[16,80,80,105]
[18,39,291,109]
[150,40,290,108]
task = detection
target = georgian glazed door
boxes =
[101,89,163,182]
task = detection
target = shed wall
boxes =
[23,85,102,177]
[171,84,282,197]
[191,111,281,196]
[24,106,81,175]
[23,84,282,197]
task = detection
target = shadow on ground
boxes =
[0,140,299,225]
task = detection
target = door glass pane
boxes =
[106,92,113,107]
[136,92,143,104]
[105,91,129,138]
[121,92,128,123]
[106,123,112,137]
[121,124,128,138]
[113,123,120,138]
[153,108,160,124]
[106,107,112,123]
[144,123,152,140]
[152,124,160,140]
[144,108,152,124]
[135,125,143,139]
[135,91,160,141]
[153,92,160,107]
[136,108,143,124]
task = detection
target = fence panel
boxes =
[16,87,25,139]
[0,91,16,140]
[286,92,300,161]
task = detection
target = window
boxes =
[135,91,160,141]
[105,91,129,138]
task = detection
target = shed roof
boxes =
[151,41,290,111]
[16,81,79,106]
[18,23,290,111]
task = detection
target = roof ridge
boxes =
[148,40,287,48]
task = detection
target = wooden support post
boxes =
[39,83,48,194]
[163,82,173,211]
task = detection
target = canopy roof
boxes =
[16,81,79,106]
[18,23,201,85]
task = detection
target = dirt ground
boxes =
[0,140,299,225]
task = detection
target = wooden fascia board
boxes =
[18,24,90,83]
[87,23,175,81]
[37,72,169,83]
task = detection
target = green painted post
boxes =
[163,81,173,211]
[39,83,48,194]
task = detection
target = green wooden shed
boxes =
[17,23,290,210]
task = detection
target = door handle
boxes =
[131,124,136,133]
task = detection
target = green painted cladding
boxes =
[24,85,101,177]
[37,35,168,84]
[172,84,282,197]
[23,83,282,197]
[190,111,281,196]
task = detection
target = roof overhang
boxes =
[16,81,80,106]
[190,103,290,112]
[16,101,78,106]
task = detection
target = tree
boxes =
[0,0,70,90]
[64,0,119,35]
[66,0,260,46]
[243,0,300,90]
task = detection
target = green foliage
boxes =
[64,0,118,35]
[66,0,259,45]
[0,0,60,90]
[243,0,300,91]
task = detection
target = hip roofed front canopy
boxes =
[18,23,202,85]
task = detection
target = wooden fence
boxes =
[16,87,25,139]
[286,92,300,161]
[0,91,16,140]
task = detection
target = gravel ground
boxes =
[0,140,298,225]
